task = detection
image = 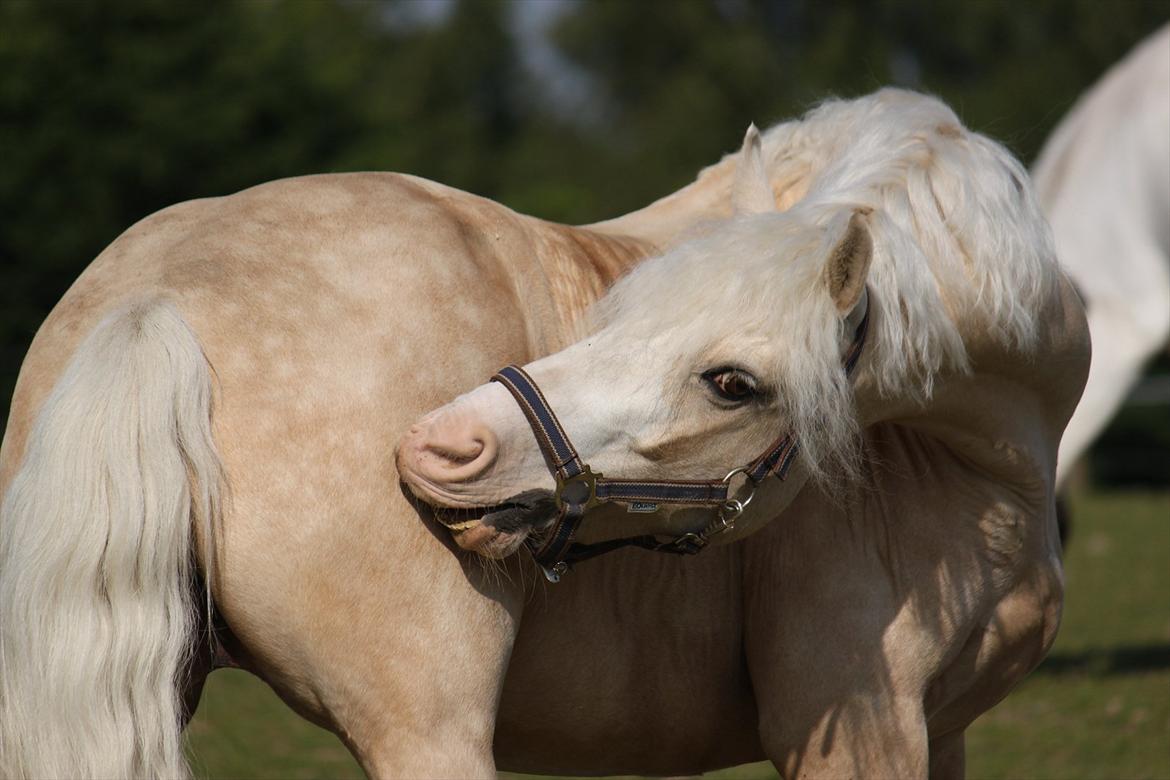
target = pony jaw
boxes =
[405,479,559,558]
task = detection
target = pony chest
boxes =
[496,550,762,773]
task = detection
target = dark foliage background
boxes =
[1,0,1167,482]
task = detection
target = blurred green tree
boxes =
[1,0,387,405]
[1,0,1167,475]
[545,0,1170,204]
[0,0,524,412]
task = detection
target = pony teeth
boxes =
[444,518,484,532]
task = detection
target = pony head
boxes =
[397,89,1057,562]
[397,127,877,558]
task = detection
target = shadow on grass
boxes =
[1036,643,1170,677]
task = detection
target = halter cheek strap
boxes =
[490,303,870,582]
[492,365,734,579]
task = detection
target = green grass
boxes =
[185,674,362,780]
[186,491,1170,779]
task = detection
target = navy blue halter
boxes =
[491,308,870,582]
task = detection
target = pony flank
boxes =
[0,301,223,779]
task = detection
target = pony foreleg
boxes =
[755,690,930,780]
[747,598,930,777]
[744,507,931,779]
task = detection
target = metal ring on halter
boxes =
[721,466,758,510]
[718,498,744,529]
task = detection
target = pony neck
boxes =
[586,150,813,249]
[860,278,1088,504]
[527,155,746,348]
[537,148,811,345]
[586,154,737,248]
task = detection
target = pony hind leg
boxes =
[180,576,242,727]
[0,298,224,779]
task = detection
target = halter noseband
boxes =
[490,304,870,583]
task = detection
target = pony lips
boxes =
[426,490,557,531]
[479,490,559,532]
[427,489,559,555]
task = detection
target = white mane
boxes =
[596,89,1061,479]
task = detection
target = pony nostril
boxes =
[427,438,484,465]
[418,424,499,479]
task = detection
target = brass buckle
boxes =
[555,465,602,511]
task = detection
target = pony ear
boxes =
[731,124,774,214]
[823,209,873,314]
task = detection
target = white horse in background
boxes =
[0,90,1088,779]
[1032,23,1170,488]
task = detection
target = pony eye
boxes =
[702,367,760,404]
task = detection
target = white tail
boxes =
[0,299,224,779]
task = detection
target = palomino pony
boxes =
[1032,23,1170,489]
[0,90,1086,779]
